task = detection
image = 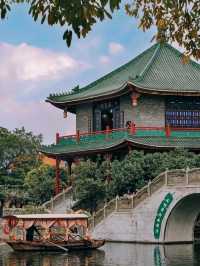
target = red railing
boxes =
[56,125,167,143]
[55,125,200,144]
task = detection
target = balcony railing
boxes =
[55,125,200,146]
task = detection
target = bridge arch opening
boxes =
[164,193,200,243]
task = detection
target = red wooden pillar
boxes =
[130,122,136,134]
[106,126,110,140]
[76,130,80,143]
[165,124,171,137]
[55,133,61,195]
[55,157,61,195]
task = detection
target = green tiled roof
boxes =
[131,44,200,92]
[41,130,200,158]
[47,43,200,107]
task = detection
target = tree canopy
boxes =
[24,164,68,204]
[0,0,199,59]
[73,149,200,212]
[0,127,42,185]
[73,160,106,212]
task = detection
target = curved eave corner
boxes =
[45,82,133,110]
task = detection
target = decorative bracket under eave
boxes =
[131,91,141,107]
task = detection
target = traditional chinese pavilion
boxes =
[41,42,200,193]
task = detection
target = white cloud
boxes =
[0,97,76,144]
[0,42,92,143]
[0,42,89,83]
[109,42,124,55]
[99,55,110,64]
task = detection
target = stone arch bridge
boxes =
[91,168,200,243]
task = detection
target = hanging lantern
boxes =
[63,107,68,118]
[131,92,140,107]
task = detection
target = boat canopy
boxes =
[2,213,89,231]
[3,213,88,220]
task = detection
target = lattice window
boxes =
[165,97,200,128]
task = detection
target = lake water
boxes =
[1,242,200,266]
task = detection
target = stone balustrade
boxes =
[89,167,200,230]
[42,186,74,212]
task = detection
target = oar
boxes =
[34,227,68,253]
[45,239,68,252]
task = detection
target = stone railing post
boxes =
[103,203,107,219]
[51,198,54,211]
[147,180,151,196]
[92,213,95,229]
[165,169,168,185]
[131,195,134,208]
[115,196,119,211]
[186,166,189,185]
[63,189,65,201]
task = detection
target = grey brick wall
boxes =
[76,103,93,132]
[120,94,165,127]
[76,94,165,132]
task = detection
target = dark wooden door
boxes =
[113,107,120,129]
[94,109,101,131]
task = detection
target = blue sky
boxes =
[0,3,156,143]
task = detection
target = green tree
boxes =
[75,177,106,212]
[73,160,106,212]
[72,149,200,212]
[0,1,199,59]
[109,151,146,197]
[24,164,68,204]
[108,149,200,198]
[143,149,200,180]
[0,127,42,185]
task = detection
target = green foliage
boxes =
[24,164,55,204]
[108,151,146,197]
[75,178,106,213]
[0,0,121,47]
[73,160,106,212]
[143,149,200,180]
[73,149,200,211]
[0,127,42,186]
[24,164,68,204]
[126,0,200,60]
[0,1,199,59]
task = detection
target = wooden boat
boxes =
[6,239,105,251]
[2,214,105,251]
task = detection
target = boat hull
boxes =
[6,239,105,252]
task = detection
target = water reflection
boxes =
[1,243,200,266]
